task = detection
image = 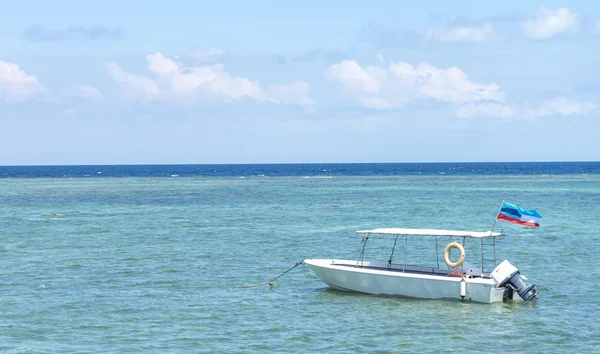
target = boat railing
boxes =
[356,230,504,275]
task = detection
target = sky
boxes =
[2,0,600,165]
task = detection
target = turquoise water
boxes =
[1,173,599,352]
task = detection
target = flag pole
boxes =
[490,200,505,235]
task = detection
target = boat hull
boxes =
[304,259,506,303]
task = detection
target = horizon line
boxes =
[2,160,600,168]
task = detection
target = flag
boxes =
[496,201,542,227]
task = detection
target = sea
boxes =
[0,162,599,353]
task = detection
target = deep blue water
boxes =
[1,161,600,178]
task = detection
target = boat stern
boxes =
[492,260,539,301]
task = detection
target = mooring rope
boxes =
[236,260,305,288]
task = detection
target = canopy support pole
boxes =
[435,236,439,269]
[388,235,399,269]
[403,235,407,273]
[356,235,369,268]
[481,237,484,273]
[493,235,497,269]
[462,236,466,273]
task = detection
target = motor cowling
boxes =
[491,260,539,301]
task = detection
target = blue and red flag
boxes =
[496,201,542,227]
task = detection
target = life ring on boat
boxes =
[443,242,465,269]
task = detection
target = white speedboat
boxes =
[304,228,539,303]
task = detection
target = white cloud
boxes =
[146,52,263,100]
[69,84,101,100]
[107,52,311,106]
[457,97,597,119]
[266,81,313,105]
[326,59,504,109]
[327,59,599,120]
[456,102,537,120]
[106,62,159,99]
[538,97,598,116]
[326,60,382,95]
[0,60,47,103]
[426,24,495,43]
[524,7,579,39]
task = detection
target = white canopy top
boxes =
[356,228,503,238]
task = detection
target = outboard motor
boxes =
[491,260,539,301]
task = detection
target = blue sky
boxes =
[2,1,600,165]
